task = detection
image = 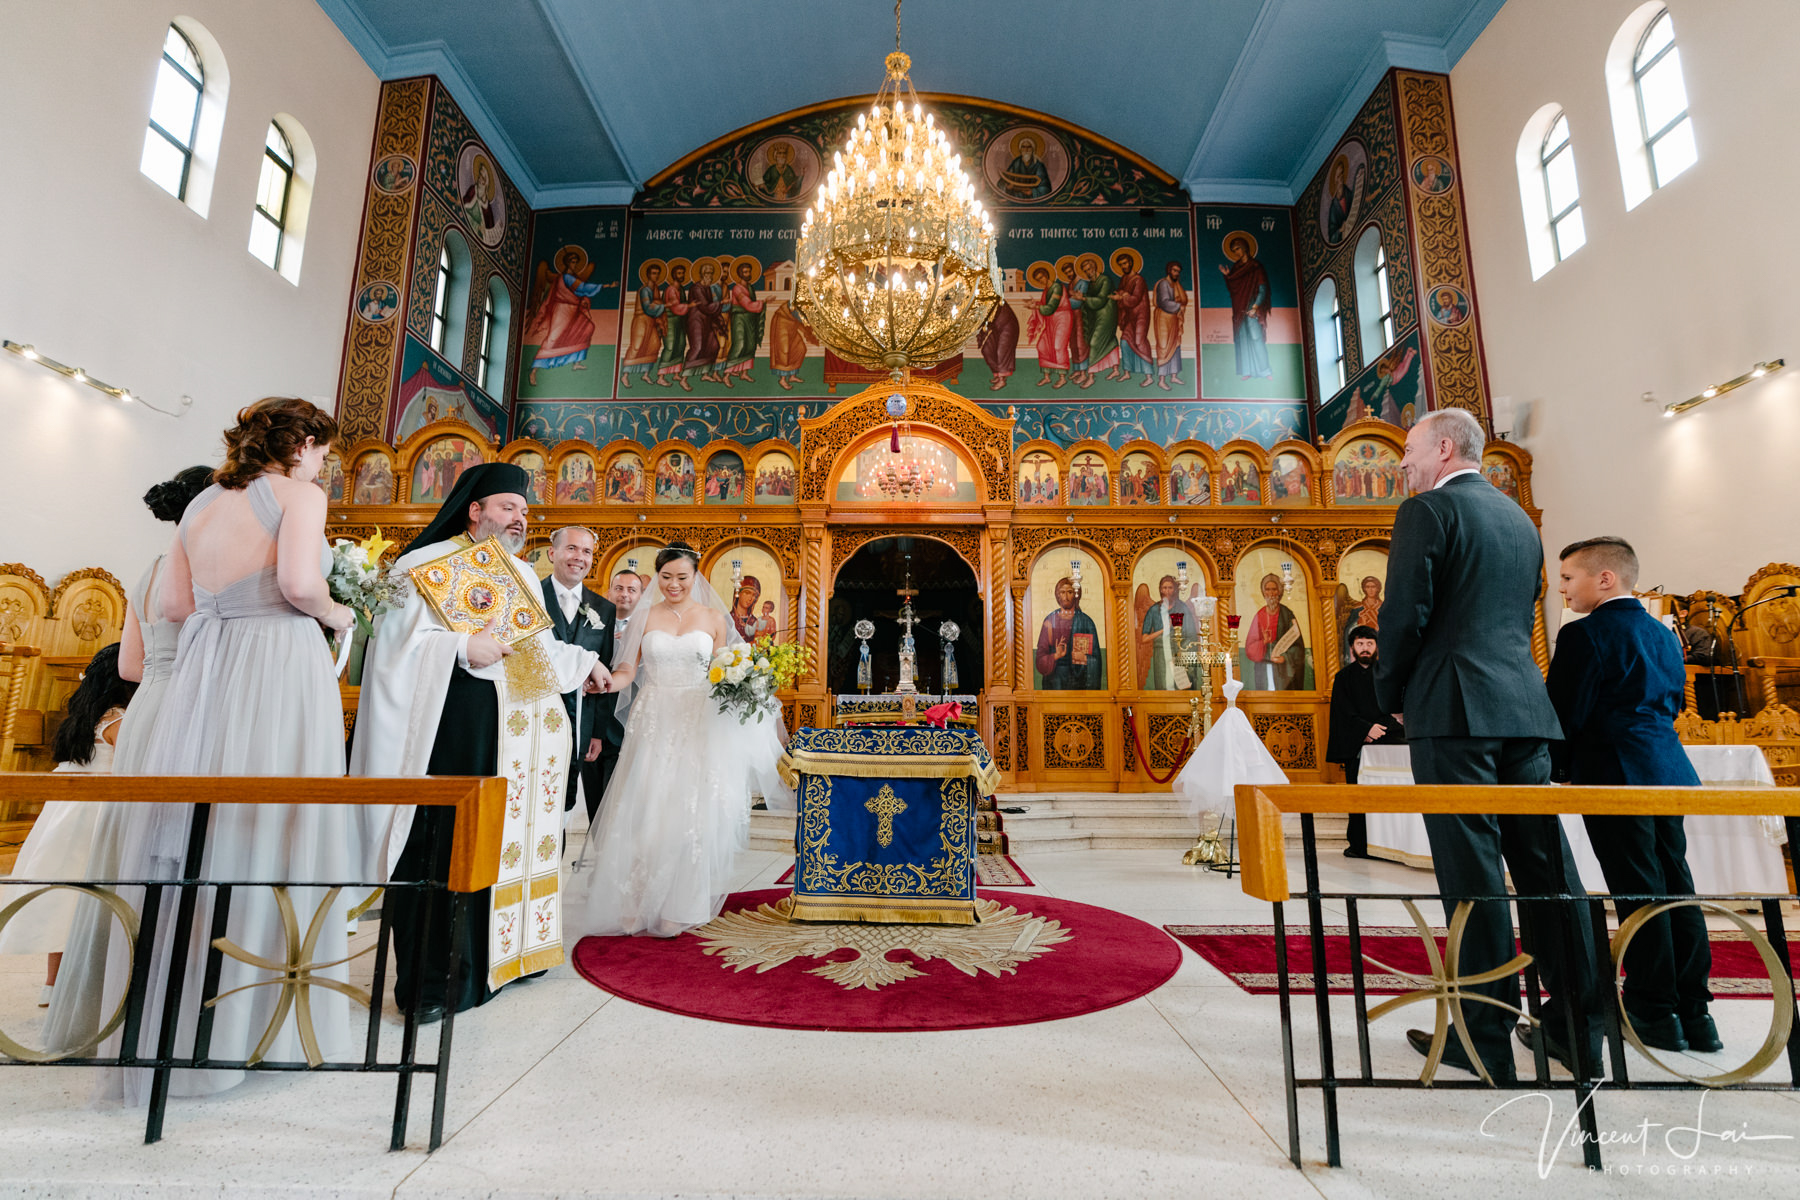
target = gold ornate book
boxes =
[407,536,553,644]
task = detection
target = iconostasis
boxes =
[323,381,1543,791]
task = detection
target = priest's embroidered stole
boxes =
[489,697,570,988]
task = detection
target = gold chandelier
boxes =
[792,3,1001,379]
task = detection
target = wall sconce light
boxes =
[3,338,191,416]
[1664,358,1784,417]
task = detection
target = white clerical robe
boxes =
[350,537,599,990]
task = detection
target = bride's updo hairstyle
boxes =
[655,542,701,572]
[143,465,216,523]
[214,397,339,490]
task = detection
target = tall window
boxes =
[249,122,294,270]
[1311,278,1345,396]
[1372,243,1395,349]
[1540,113,1586,261]
[1633,8,1696,188]
[431,247,453,352]
[475,288,497,389]
[1352,228,1391,356]
[140,26,204,200]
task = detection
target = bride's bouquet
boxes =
[327,527,406,637]
[707,634,814,725]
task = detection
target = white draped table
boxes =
[1361,744,1788,894]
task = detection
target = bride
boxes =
[567,542,791,937]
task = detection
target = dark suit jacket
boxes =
[1547,597,1699,785]
[1374,472,1562,739]
[542,576,617,752]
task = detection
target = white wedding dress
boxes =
[567,628,790,938]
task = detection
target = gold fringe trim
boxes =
[493,882,524,908]
[786,896,979,926]
[521,945,564,974]
[778,752,1001,797]
[529,873,558,899]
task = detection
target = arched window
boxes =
[141,27,204,200]
[1632,8,1696,188]
[1352,228,1393,355]
[431,247,453,353]
[477,277,512,394]
[431,230,473,361]
[1540,113,1585,262]
[139,20,228,215]
[1311,278,1345,396]
[249,122,294,271]
[1606,3,1696,210]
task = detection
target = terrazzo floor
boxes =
[2,845,1797,1198]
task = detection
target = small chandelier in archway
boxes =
[792,0,1002,382]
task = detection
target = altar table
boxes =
[833,694,979,725]
[778,725,1000,925]
[1361,744,1788,894]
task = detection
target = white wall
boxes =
[0,0,378,585]
[1454,0,1800,596]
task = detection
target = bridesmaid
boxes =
[44,466,212,1050]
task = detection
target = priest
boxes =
[351,463,612,1020]
[1326,625,1404,858]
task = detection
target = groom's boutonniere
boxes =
[581,604,605,631]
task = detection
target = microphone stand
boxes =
[1723,585,1800,714]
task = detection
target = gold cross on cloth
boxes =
[864,785,908,847]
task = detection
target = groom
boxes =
[543,526,616,823]
[352,463,612,1019]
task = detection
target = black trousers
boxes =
[389,669,496,1015]
[1335,759,1367,852]
[593,740,620,824]
[564,729,605,824]
[1582,814,1711,1020]
[1411,736,1603,1065]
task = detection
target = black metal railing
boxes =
[0,774,505,1150]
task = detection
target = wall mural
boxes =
[393,335,504,442]
[1195,207,1306,404]
[516,207,626,401]
[1315,329,1423,441]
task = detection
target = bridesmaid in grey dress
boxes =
[44,466,212,1052]
[53,399,372,1104]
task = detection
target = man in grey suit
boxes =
[1375,408,1600,1083]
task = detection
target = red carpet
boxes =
[1166,924,1800,997]
[572,888,1181,1031]
[774,855,1034,887]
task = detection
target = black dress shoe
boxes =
[1681,1012,1723,1052]
[1516,1021,1602,1075]
[1622,1009,1688,1053]
[407,1004,447,1025]
[1407,1028,1517,1084]
[1342,847,1373,860]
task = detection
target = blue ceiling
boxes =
[317,0,1505,209]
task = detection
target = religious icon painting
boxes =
[1017,450,1059,505]
[510,451,548,505]
[372,153,415,194]
[555,452,597,504]
[523,542,554,580]
[1028,549,1106,690]
[710,545,784,642]
[1410,154,1455,195]
[654,451,695,504]
[753,451,797,503]
[981,125,1071,203]
[1482,453,1521,502]
[318,453,347,502]
[838,435,971,501]
[1334,546,1389,669]
[1269,453,1311,506]
[355,281,400,324]
[1427,284,1470,328]
[605,543,662,590]
[412,437,483,505]
[1066,453,1109,505]
[1331,440,1407,504]
[1317,137,1369,247]
[604,451,646,504]
[704,452,746,504]
[1167,452,1211,505]
[745,136,821,205]
[1131,546,1208,691]
[1234,545,1312,691]
[1218,452,1262,505]
[351,452,395,505]
[1118,451,1160,505]
[456,143,507,247]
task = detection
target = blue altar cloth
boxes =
[777,726,1000,924]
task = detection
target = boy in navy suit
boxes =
[1550,536,1718,1053]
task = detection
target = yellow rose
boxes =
[708,666,725,684]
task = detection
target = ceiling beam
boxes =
[1181,0,1287,199]
[530,0,642,189]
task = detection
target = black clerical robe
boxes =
[1326,661,1403,783]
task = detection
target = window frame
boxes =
[250,122,295,271]
[475,287,497,390]
[1539,113,1583,263]
[1372,242,1395,350]
[1327,289,1346,392]
[431,246,453,353]
[1632,8,1689,190]
[147,26,205,200]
